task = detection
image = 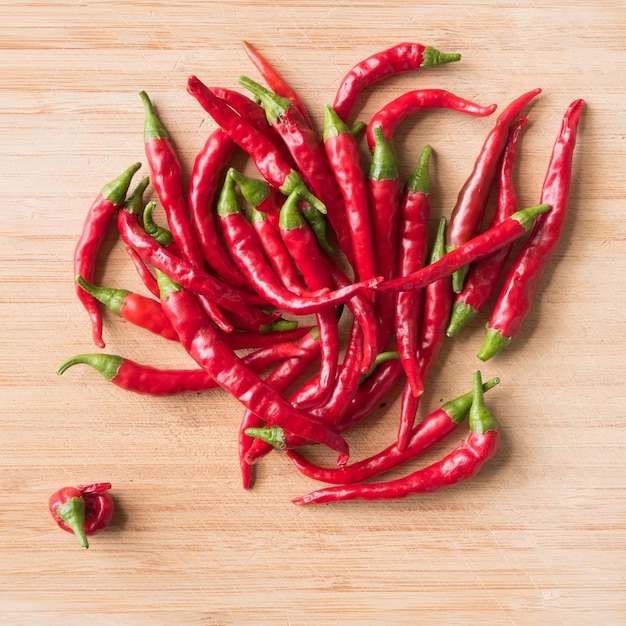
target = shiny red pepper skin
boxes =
[74,162,141,348]
[125,246,160,298]
[478,99,585,360]
[49,483,114,548]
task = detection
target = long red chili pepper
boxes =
[126,246,160,298]
[292,370,500,504]
[187,75,326,214]
[49,483,114,548]
[241,40,314,128]
[446,88,542,293]
[478,99,585,360]
[394,145,432,398]
[322,104,377,282]
[287,376,500,485]
[375,203,551,294]
[74,161,141,348]
[447,116,528,337]
[396,217,453,450]
[366,89,497,150]
[156,271,350,464]
[332,43,461,122]
[56,342,308,396]
[238,75,355,268]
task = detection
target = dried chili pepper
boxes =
[287,376,500,484]
[74,162,141,348]
[478,99,584,360]
[292,370,500,504]
[157,271,350,465]
[332,43,461,122]
[447,116,528,336]
[49,483,114,548]
[375,203,551,294]
[446,88,542,292]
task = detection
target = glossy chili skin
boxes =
[157,272,350,465]
[478,99,585,360]
[446,88,542,292]
[376,203,551,294]
[126,246,160,298]
[74,162,141,348]
[447,117,528,337]
[332,43,461,121]
[49,483,114,548]
[366,89,497,150]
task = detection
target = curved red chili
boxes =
[74,161,141,348]
[478,99,585,360]
[125,246,160,298]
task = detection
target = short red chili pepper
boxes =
[74,161,141,348]
[49,483,114,548]
[446,88,542,292]
[187,75,326,215]
[478,99,585,360]
[332,43,461,122]
[287,376,500,485]
[447,116,529,337]
[56,342,308,396]
[241,40,314,129]
[292,370,500,504]
[157,271,350,465]
[375,203,551,294]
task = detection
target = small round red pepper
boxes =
[49,483,114,548]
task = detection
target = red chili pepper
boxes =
[292,370,500,504]
[125,246,160,298]
[238,75,355,268]
[366,89,497,150]
[187,75,326,214]
[394,145,432,398]
[375,203,551,294]
[287,376,500,485]
[396,217,453,450]
[49,483,114,548]
[56,343,308,396]
[157,272,350,465]
[74,162,141,348]
[447,116,529,337]
[446,88,542,292]
[478,99,585,360]
[332,43,461,122]
[241,40,314,129]
[322,104,377,282]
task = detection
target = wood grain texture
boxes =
[1,1,625,624]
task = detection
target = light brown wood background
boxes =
[1,1,624,624]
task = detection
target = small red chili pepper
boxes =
[187,75,327,215]
[332,43,461,122]
[447,116,529,337]
[241,40,314,129]
[157,271,350,465]
[74,161,141,348]
[125,246,160,298]
[375,203,551,294]
[292,370,500,504]
[287,376,500,485]
[394,145,432,398]
[56,342,308,396]
[322,104,377,282]
[49,483,114,548]
[478,99,585,360]
[446,88,542,293]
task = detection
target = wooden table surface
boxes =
[2,1,625,624]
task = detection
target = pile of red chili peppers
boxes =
[58,41,584,506]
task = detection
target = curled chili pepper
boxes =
[49,483,114,548]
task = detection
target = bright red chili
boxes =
[292,370,500,504]
[125,246,160,298]
[49,483,114,548]
[74,161,141,348]
[478,99,585,360]
[446,88,542,293]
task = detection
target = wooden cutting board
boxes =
[2,2,625,623]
